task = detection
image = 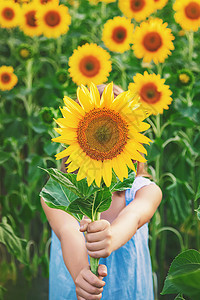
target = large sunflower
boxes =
[52,83,151,187]
[0,0,21,28]
[102,16,134,53]
[153,0,168,10]
[68,43,112,86]
[0,66,18,91]
[36,2,71,38]
[20,3,42,37]
[132,18,175,64]
[129,71,172,115]
[173,0,200,32]
[118,0,154,22]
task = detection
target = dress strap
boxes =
[125,176,155,206]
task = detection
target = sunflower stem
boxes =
[188,31,194,63]
[90,211,101,275]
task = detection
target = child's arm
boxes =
[80,181,162,258]
[41,199,107,300]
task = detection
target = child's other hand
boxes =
[80,219,112,258]
[75,264,107,300]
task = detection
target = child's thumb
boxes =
[98,264,107,280]
[79,219,91,232]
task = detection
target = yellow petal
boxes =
[102,160,112,187]
[126,143,147,162]
[63,96,85,117]
[121,151,136,173]
[55,117,79,129]
[55,144,78,160]
[93,160,103,187]
[67,162,79,173]
[100,82,114,107]
[90,83,100,107]
[112,156,124,181]
[77,86,94,111]
[60,107,82,121]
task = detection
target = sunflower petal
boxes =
[63,96,85,117]
[90,82,100,107]
[102,160,112,187]
[77,86,94,111]
[100,82,114,107]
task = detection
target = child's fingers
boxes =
[87,220,110,233]
[98,264,107,280]
[79,219,91,232]
[83,268,105,288]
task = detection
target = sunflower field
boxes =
[0,0,200,299]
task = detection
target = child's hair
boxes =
[61,83,151,178]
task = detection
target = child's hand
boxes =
[80,219,112,258]
[75,264,107,300]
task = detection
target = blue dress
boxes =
[49,177,154,300]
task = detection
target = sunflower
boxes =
[52,83,151,187]
[177,69,194,87]
[0,66,18,91]
[129,71,172,115]
[118,0,154,22]
[17,44,33,60]
[0,0,21,28]
[36,3,71,38]
[68,43,112,86]
[153,0,168,10]
[173,0,200,32]
[102,16,134,53]
[20,2,42,37]
[132,18,175,64]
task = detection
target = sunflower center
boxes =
[77,108,128,161]
[112,26,127,43]
[44,11,61,27]
[25,10,37,27]
[1,73,11,83]
[143,32,162,52]
[2,8,15,20]
[20,49,30,58]
[79,56,100,77]
[179,73,190,84]
[130,0,145,12]
[140,83,161,104]
[185,2,200,20]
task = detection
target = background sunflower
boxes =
[129,71,173,115]
[68,43,112,86]
[0,65,18,91]
[36,2,71,38]
[118,0,154,22]
[102,16,134,53]
[20,2,42,37]
[0,0,21,28]
[132,18,175,64]
[173,0,200,32]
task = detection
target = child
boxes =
[41,84,162,300]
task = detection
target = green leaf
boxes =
[161,249,200,299]
[40,168,83,197]
[110,169,136,192]
[40,177,83,221]
[0,151,10,164]
[195,205,200,221]
[195,183,200,201]
[93,188,112,214]
[0,217,28,265]
[174,294,185,300]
